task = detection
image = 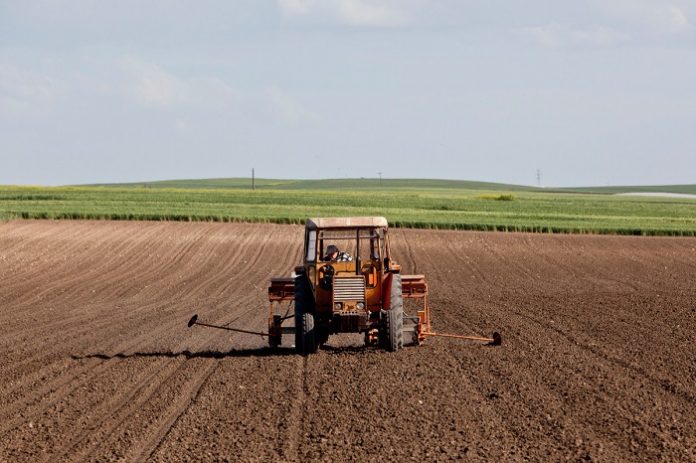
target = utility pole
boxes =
[252,168,255,191]
[536,169,541,187]
[377,172,383,187]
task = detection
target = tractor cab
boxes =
[301,217,399,315]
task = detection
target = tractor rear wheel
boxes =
[298,312,317,355]
[294,274,317,355]
[384,274,404,351]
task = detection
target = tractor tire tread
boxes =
[385,274,404,351]
[294,275,317,355]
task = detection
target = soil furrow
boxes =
[1,221,695,462]
[280,355,308,462]
[131,361,219,463]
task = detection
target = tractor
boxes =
[189,217,500,354]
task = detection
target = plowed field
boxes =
[0,220,694,462]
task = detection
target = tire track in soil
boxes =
[75,359,218,463]
[129,361,219,463]
[141,250,303,461]
[0,357,124,435]
[0,223,290,458]
[49,358,185,463]
[81,224,297,461]
[1,358,186,463]
[143,228,304,462]
[73,360,187,460]
[279,355,308,462]
[1,297,204,430]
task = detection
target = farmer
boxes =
[323,244,353,262]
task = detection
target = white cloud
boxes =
[0,63,59,117]
[277,0,427,27]
[264,86,319,125]
[521,23,630,49]
[120,58,238,109]
[594,0,692,34]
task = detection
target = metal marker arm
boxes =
[188,314,269,337]
[423,331,502,345]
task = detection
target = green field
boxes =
[2,182,696,236]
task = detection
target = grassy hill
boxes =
[89,177,540,191]
[91,177,295,189]
[90,177,696,195]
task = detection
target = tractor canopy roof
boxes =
[305,216,388,230]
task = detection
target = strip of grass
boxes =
[2,185,696,235]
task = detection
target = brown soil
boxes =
[0,220,694,462]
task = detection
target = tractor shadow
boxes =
[71,347,299,360]
[71,344,389,361]
[318,344,383,355]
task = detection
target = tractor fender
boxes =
[382,272,394,310]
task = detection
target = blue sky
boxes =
[1,0,695,186]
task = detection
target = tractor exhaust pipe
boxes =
[187,314,269,337]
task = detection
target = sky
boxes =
[1,0,695,187]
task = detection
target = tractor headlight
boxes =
[334,302,343,310]
[357,302,365,310]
